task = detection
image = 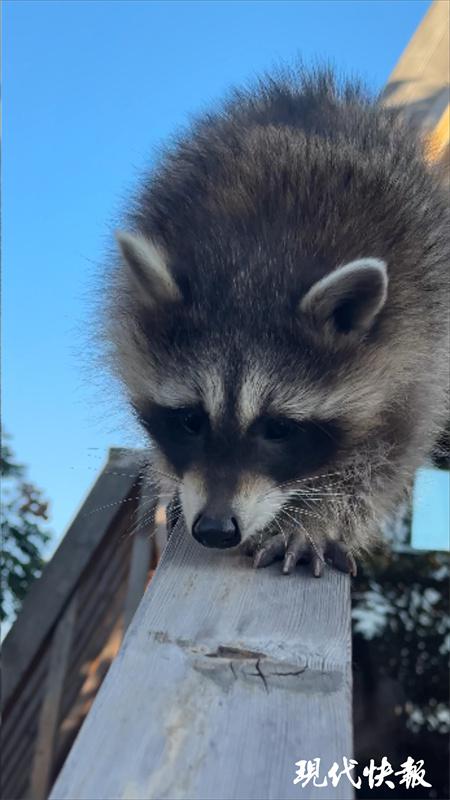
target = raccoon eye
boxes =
[177,408,206,436]
[261,417,295,441]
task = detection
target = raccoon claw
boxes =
[245,531,325,576]
[243,530,356,577]
[253,535,286,568]
[311,554,325,578]
[240,532,286,568]
[282,532,320,575]
[325,541,357,576]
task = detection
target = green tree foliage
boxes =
[1,431,52,622]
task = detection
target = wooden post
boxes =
[50,521,353,800]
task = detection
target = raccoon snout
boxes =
[192,514,241,549]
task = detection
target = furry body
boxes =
[105,68,449,567]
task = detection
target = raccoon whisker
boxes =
[284,495,335,524]
[167,506,183,517]
[142,465,182,484]
[280,507,303,525]
[285,493,340,504]
[282,505,324,520]
[141,494,183,517]
[78,468,164,491]
[261,480,350,508]
[281,489,344,500]
[286,470,345,484]
[290,489,349,497]
[287,487,353,499]
[83,493,156,517]
[143,470,180,484]
[158,502,182,515]
[285,481,349,493]
[77,467,146,479]
[279,509,326,564]
[162,498,183,512]
[272,515,290,548]
[123,508,160,542]
[303,529,326,564]
[272,471,346,491]
[118,490,174,543]
[295,483,346,493]
[83,484,181,517]
[281,506,325,526]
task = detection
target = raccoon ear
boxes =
[115,230,181,306]
[300,258,388,334]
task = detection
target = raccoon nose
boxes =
[192,514,241,549]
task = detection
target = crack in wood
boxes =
[205,645,267,660]
[229,662,237,680]
[255,658,269,694]
[268,668,308,677]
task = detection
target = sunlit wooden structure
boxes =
[382,0,449,171]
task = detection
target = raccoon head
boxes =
[115,230,389,549]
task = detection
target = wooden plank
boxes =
[382,0,449,133]
[424,103,449,163]
[2,448,145,710]
[50,521,353,800]
[29,596,78,800]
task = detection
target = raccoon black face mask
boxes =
[104,67,449,577]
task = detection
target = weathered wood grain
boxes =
[51,520,353,800]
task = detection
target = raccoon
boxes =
[105,67,449,576]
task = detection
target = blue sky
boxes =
[3,0,432,546]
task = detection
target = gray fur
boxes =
[103,66,449,555]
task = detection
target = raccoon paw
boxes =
[242,531,357,578]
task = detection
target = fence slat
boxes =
[29,596,77,800]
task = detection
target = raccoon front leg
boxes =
[242,529,357,577]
